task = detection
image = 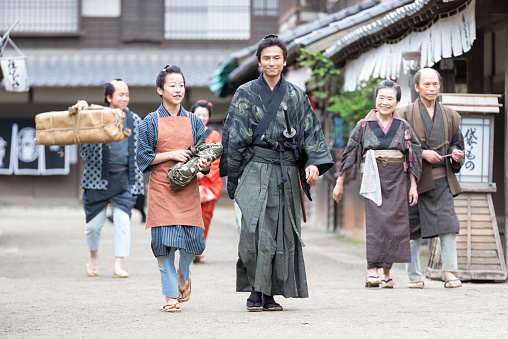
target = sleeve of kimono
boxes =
[299,94,333,175]
[338,120,363,176]
[199,130,223,198]
[222,88,253,198]
[136,113,158,173]
[449,126,464,172]
[404,121,422,181]
[189,112,205,145]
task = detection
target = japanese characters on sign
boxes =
[456,117,490,183]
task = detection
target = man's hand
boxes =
[77,100,89,110]
[451,149,464,163]
[305,165,319,185]
[422,150,442,164]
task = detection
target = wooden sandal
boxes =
[160,303,181,312]
[177,276,191,303]
[444,278,462,288]
[408,280,425,289]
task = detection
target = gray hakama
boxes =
[408,176,460,239]
[364,161,411,264]
[235,147,307,298]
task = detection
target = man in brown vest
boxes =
[397,68,465,289]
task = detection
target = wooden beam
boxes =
[505,20,508,265]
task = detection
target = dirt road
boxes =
[1,204,507,338]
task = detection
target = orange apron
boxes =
[145,111,203,229]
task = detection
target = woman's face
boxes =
[375,87,398,116]
[157,73,185,106]
[194,106,210,127]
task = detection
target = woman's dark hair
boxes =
[156,65,185,97]
[189,100,213,117]
[256,34,287,62]
[104,78,123,105]
[374,79,402,102]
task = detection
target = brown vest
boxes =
[396,101,462,196]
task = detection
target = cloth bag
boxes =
[167,142,223,191]
[34,105,131,146]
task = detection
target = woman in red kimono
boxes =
[190,100,223,263]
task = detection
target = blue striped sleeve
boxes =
[136,111,158,173]
[188,112,205,145]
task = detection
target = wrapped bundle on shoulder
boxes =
[167,141,223,191]
[34,104,131,146]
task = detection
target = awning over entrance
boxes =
[6,49,232,88]
[324,0,475,101]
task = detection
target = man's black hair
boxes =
[255,34,287,62]
[104,78,123,105]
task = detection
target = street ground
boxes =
[1,203,507,338]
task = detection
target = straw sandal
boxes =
[177,276,191,303]
[160,303,181,312]
[408,280,425,289]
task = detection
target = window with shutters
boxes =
[0,0,79,33]
[253,0,279,16]
[164,0,250,40]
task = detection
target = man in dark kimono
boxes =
[220,34,333,311]
[397,68,465,289]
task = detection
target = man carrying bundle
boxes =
[78,79,144,278]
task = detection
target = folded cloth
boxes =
[167,142,223,191]
[360,149,382,206]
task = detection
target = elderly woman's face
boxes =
[375,88,398,116]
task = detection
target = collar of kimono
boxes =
[364,109,404,122]
[158,103,187,117]
[409,99,450,151]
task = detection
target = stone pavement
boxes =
[1,203,507,338]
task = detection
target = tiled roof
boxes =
[211,0,412,96]
[19,49,232,88]
[323,0,470,64]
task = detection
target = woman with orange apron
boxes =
[137,65,212,312]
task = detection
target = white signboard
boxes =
[456,117,490,183]
[0,56,29,92]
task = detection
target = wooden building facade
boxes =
[0,0,281,204]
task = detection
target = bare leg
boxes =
[86,250,99,276]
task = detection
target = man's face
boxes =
[107,81,130,110]
[258,46,286,78]
[415,69,440,103]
